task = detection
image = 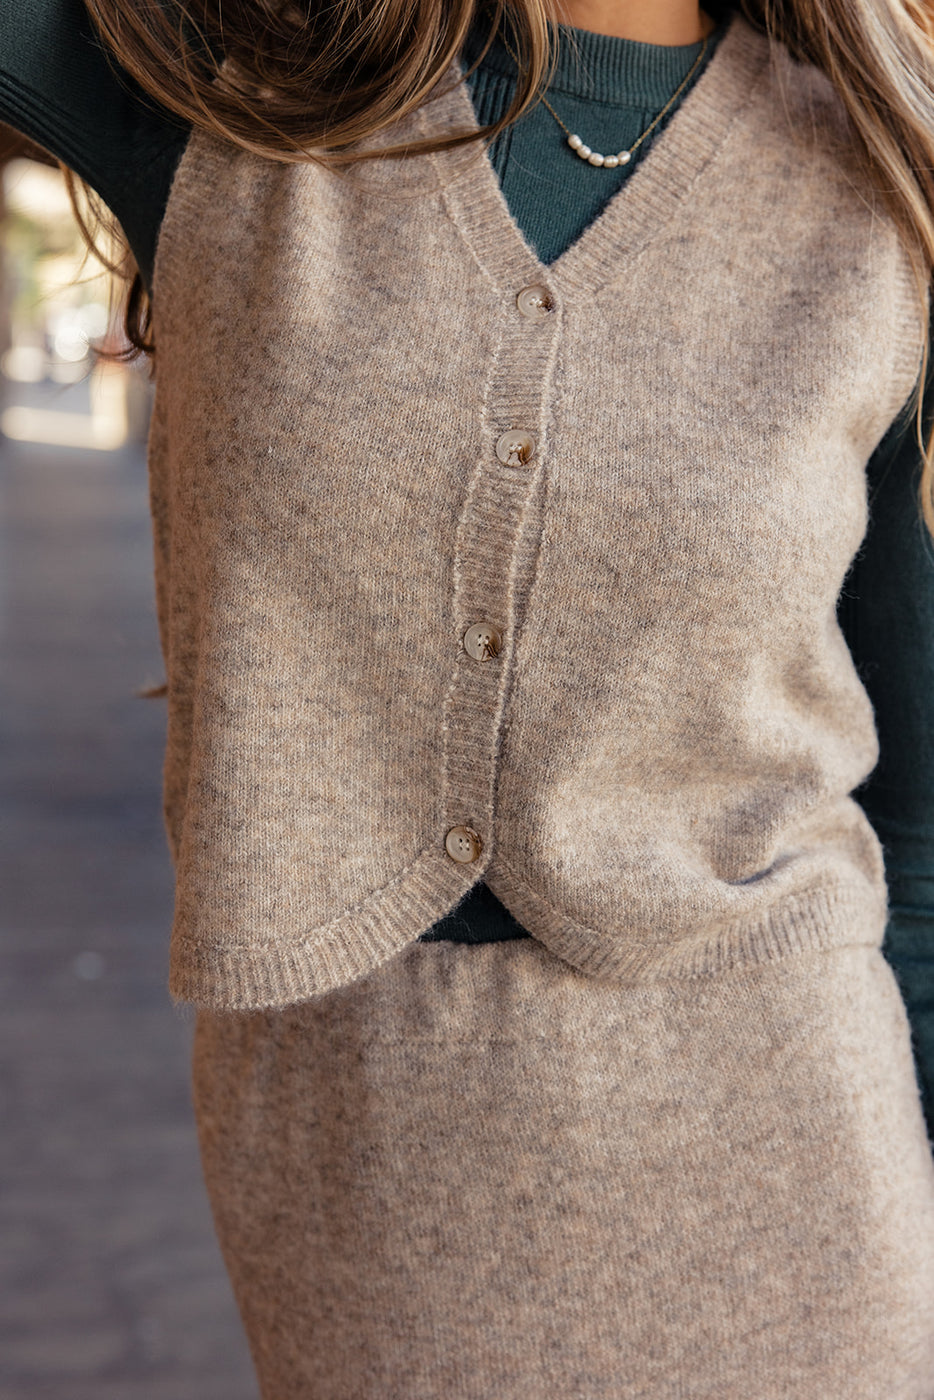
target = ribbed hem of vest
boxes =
[168,877,886,1009]
[168,855,485,1009]
[485,871,888,982]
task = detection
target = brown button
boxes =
[495,429,536,468]
[445,825,482,864]
[516,284,555,320]
[463,622,503,662]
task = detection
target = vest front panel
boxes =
[150,15,923,1007]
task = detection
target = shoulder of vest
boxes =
[746,23,874,192]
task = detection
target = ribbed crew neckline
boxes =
[460,9,726,105]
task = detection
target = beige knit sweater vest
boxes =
[149,13,923,1010]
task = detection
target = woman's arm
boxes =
[839,359,934,1144]
[0,0,187,288]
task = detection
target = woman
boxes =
[1,0,934,1393]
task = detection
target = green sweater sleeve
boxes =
[0,0,188,289]
[838,358,934,1144]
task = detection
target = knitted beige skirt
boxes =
[191,936,934,1400]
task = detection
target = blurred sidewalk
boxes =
[0,382,257,1399]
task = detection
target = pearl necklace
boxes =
[497,26,710,169]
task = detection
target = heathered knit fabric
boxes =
[192,937,934,1398]
[150,12,924,1010]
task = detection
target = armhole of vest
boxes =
[880,225,927,436]
[149,123,204,313]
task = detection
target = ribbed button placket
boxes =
[411,19,771,885]
[442,276,560,865]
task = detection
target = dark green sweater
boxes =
[1,0,932,1140]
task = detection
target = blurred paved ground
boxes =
[0,379,257,1399]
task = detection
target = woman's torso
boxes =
[0,1,932,1145]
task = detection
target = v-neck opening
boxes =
[416,11,771,298]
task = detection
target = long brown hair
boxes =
[77,0,934,533]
